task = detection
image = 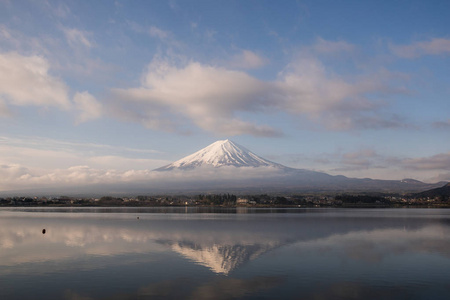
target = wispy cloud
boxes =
[0,135,162,155]
[340,149,381,169]
[229,50,268,69]
[433,119,450,129]
[0,99,11,117]
[390,38,450,58]
[147,25,183,49]
[0,135,166,174]
[1,22,113,87]
[276,57,408,130]
[311,37,355,55]
[73,91,102,123]
[316,150,450,182]
[149,26,170,40]
[402,152,450,171]
[0,25,53,58]
[62,27,94,49]
[43,0,72,19]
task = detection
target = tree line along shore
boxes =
[1,192,449,208]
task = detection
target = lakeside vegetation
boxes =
[1,191,449,208]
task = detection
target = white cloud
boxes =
[0,135,292,190]
[0,136,171,190]
[293,225,450,262]
[0,145,81,171]
[275,57,406,130]
[105,36,399,136]
[0,52,108,123]
[302,149,450,182]
[62,28,94,49]
[110,53,403,136]
[73,91,102,123]
[0,98,11,117]
[0,143,447,191]
[277,57,372,113]
[0,163,291,192]
[112,58,280,136]
[430,172,450,182]
[390,38,450,58]
[0,52,71,110]
[0,164,30,181]
[87,155,170,171]
[229,50,268,69]
[402,152,450,171]
[0,164,142,190]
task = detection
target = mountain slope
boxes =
[414,182,450,198]
[155,139,285,171]
[151,139,442,193]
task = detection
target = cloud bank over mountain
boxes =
[0,139,446,194]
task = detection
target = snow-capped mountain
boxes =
[150,139,441,193]
[155,139,285,171]
[2,140,443,196]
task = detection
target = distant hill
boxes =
[414,183,450,198]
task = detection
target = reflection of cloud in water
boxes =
[64,290,94,300]
[1,211,450,275]
[63,276,284,300]
[136,278,194,299]
[0,223,166,266]
[0,215,287,271]
[292,225,450,263]
[302,281,413,300]
[188,276,284,300]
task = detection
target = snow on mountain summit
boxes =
[155,139,285,171]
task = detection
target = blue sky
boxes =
[0,0,449,190]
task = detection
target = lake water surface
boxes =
[1,207,450,299]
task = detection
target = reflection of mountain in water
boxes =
[3,209,449,277]
[170,241,277,275]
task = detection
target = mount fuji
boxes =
[2,139,442,196]
[152,139,441,193]
[156,139,286,170]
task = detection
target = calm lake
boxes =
[1,207,450,299]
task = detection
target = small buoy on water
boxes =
[42,229,46,234]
